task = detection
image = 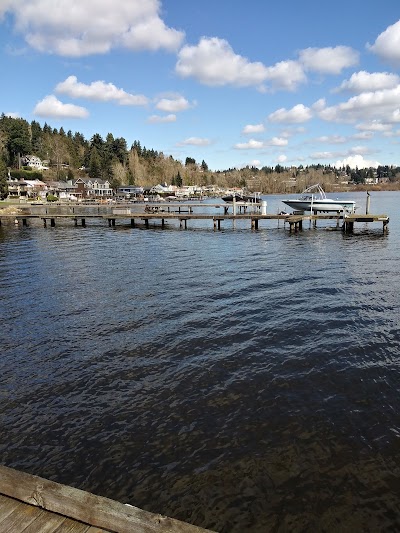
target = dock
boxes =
[0,464,212,533]
[0,203,390,232]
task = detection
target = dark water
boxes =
[1,191,400,532]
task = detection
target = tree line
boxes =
[1,113,400,200]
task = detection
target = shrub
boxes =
[46,194,58,202]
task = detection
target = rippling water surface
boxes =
[1,191,400,531]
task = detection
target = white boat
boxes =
[222,191,261,203]
[282,184,356,213]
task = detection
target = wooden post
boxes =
[22,218,27,226]
[131,218,135,227]
[43,218,47,227]
[81,219,86,227]
[343,220,354,232]
[161,219,165,228]
[50,219,55,227]
[366,191,371,214]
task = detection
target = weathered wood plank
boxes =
[0,493,22,522]
[49,517,92,532]
[18,508,67,533]
[0,465,213,533]
[0,500,43,531]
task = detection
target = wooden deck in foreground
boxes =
[0,465,213,533]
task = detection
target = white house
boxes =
[22,155,49,170]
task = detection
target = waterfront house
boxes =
[116,185,144,199]
[7,178,47,198]
[74,177,113,198]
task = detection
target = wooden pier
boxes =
[0,203,390,233]
[0,464,212,533]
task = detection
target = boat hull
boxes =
[282,199,356,213]
[222,195,261,203]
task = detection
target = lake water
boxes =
[0,191,399,532]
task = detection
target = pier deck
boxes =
[0,465,211,533]
[0,203,390,232]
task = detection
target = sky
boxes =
[1,0,400,172]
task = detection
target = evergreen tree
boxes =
[89,147,101,179]
[185,157,196,166]
[30,120,43,155]
[113,137,128,165]
[176,171,182,187]
[0,157,8,199]
[1,117,32,166]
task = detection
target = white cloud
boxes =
[234,139,264,150]
[383,129,400,138]
[242,124,265,135]
[55,76,149,105]
[312,98,326,112]
[120,16,184,52]
[4,111,20,118]
[310,151,336,160]
[178,137,211,146]
[318,85,400,124]
[355,120,393,132]
[155,96,192,113]
[334,154,381,169]
[2,0,184,57]
[147,114,176,123]
[299,46,359,74]
[268,104,312,124]
[176,37,268,87]
[33,95,89,118]
[280,127,306,138]
[352,131,374,140]
[349,146,372,155]
[276,154,287,163]
[264,60,306,91]
[336,71,400,93]
[267,137,288,146]
[368,19,400,65]
[249,160,261,167]
[315,135,347,144]
[234,137,287,149]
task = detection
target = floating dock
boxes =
[0,203,390,232]
[0,464,212,533]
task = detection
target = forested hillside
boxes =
[1,114,399,196]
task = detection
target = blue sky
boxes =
[1,0,400,171]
